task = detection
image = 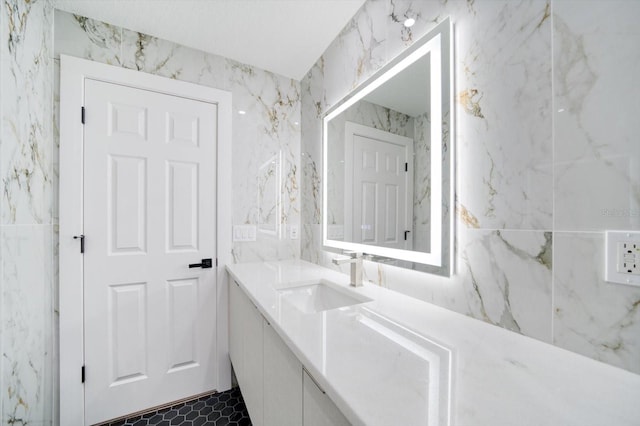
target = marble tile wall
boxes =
[1,0,55,425]
[552,0,640,372]
[412,111,431,253]
[301,0,640,375]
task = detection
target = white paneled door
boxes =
[345,122,413,250]
[83,79,218,424]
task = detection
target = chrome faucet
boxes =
[332,251,363,287]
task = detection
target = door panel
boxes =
[109,282,148,384]
[384,184,399,243]
[347,123,413,250]
[166,112,199,146]
[83,78,218,424]
[108,102,147,140]
[108,155,147,254]
[360,181,376,243]
[167,278,199,371]
[166,161,199,251]
[353,135,404,248]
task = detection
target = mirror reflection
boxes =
[323,18,452,275]
[326,53,432,253]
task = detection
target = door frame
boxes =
[59,55,233,425]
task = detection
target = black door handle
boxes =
[189,258,213,269]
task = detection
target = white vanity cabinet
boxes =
[263,322,302,426]
[229,280,264,425]
[303,370,351,426]
[229,280,350,426]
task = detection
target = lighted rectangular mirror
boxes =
[323,18,453,276]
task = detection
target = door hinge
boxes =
[404,230,410,241]
[81,366,85,383]
[216,258,218,267]
[73,234,85,253]
[405,162,408,172]
[81,106,85,124]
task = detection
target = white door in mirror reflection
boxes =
[345,122,414,250]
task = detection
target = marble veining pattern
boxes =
[2,0,53,225]
[553,0,640,231]
[549,0,640,374]
[413,112,431,253]
[226,57,301,261]
[53,12,121,65]
[2,0,55,424]
[359,229,554,342]
[1,225,54,426]
[451,0,552,230]
[121,27,227,90]
[553,232,640,374]
[323,0,388,107]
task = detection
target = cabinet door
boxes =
[264,322,302,426]
[230,281,264,426]
[229,281,244,382]
[243,300,264,426]
[303,370,350,426]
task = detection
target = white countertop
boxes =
[226,260,640,426]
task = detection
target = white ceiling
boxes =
[53,0,366,80]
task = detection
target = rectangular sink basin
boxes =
[278,280,372,314]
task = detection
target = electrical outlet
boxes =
[605,231,640,286]
[289,224,299,240]
[617,242,640,275]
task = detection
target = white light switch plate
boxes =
[327,225,344,240]
[233,225,257,242]
[605,231,640,286]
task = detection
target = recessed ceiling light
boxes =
[404,18,416,28]
[238,110,246,115]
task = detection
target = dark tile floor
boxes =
[102,387,252,426]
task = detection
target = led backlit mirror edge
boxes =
[322,18,454,276]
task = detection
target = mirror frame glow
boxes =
[322,18,453,274]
